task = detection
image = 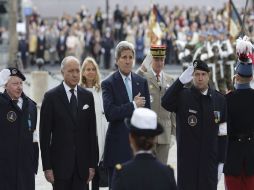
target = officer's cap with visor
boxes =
[0,68,26,87]
[150,45,167,58]
[125,108,163,137]
[193,59,210,73]
[235,36,253,78]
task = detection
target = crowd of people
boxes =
[12,3,254,71]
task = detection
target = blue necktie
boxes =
[124,77,132,102]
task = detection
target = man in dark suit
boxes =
[102,41,150,189]
[112,108,177,190]
[40,56,97,190]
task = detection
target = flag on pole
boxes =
[148,4,167,45]
[228,0,243,39]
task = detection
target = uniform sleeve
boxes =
[112,169,125,190]
[161,78,184,112]
[39,93,54,171]
[101,80,134,122]
[217,96,228,163]
[143,79,151,109]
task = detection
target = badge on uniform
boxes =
[7,111,17,122]
[149,84,153,89]
[188,115,197,127]
[214,111,221,124]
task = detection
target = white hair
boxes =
[60,56,80,71]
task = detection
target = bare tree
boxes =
[8,0,18,67]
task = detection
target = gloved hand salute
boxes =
[179,65,194,84]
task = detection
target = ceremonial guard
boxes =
[0,68,39,190]
[112,108,177,190]
[136,45,176,164]
[162,60,227,190]
[224,36,254,190]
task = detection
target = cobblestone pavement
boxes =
[3,63,252,190]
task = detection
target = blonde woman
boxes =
[80,57,108,189]
[80,56,109,158]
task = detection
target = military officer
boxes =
[112,108,177,190]
[0,68,39,190]
[162,60,227,190]
[136,45,176,164]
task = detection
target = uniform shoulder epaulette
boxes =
[115,163,122,171]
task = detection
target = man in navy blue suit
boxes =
[101,41,150,189]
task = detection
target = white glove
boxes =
[218,163,224,182]
[218,122,227,136]
[179,66,194,84]
[0,69,11,87]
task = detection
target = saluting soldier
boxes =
[0,68,39,190]
[136,45,176,164]
[162,60,227,190]
[112,108,177,190]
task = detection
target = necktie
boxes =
[156,74,162,91]
[70,89,78,118]
[124,77,132,102]
[156,74,160,82]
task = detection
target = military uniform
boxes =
[162,78,227,190]
[137,69,176,163]
[112,153,177,190]
[0,92,38,190]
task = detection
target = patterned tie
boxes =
[124,77,132,102]
[70,89,78,118]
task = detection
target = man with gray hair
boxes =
[101,41,150,188]
[40,56,97,190]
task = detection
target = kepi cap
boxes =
[150,45,166,58]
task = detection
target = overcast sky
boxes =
[32,0,247,17]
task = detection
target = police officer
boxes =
[0,68,39,190]
[136,45,176,164]
[224,36,254,190]
[112,108,177,190]
[162,60,227,190]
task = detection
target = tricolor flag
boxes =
[148,4,167,45]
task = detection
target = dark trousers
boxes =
[53,164,87,190]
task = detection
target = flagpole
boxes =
[241,0,249,36]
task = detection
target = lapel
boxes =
[77,86,84,116]
[146,71,161,90]
[114,71,130,102]
[57,83,77,126]
[131,73,141,98]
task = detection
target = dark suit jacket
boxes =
[101,71,150,167]
[112,153,177,190]
[40,83,97,180]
